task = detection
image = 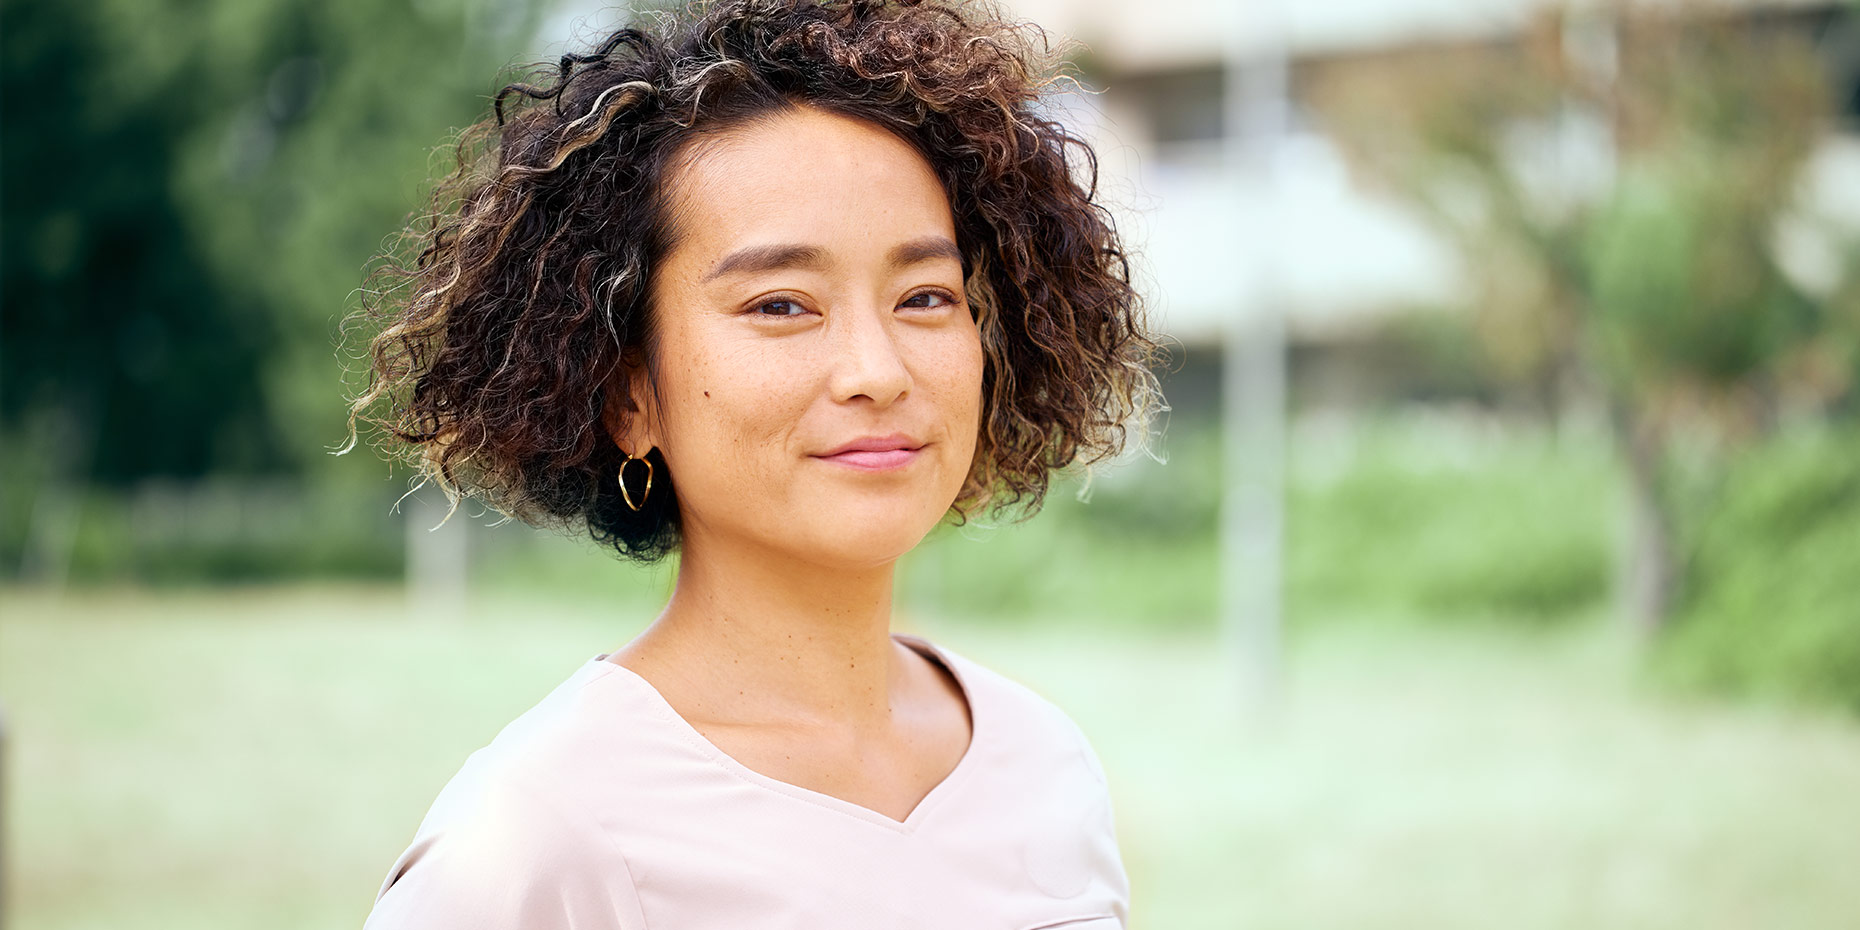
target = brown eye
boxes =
[754,298,807,317]
[900,290,957,310]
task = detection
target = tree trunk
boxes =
[1614,404,1676,638]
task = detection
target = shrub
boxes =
[1659,428,1860,715]
[1287,418,1614,624]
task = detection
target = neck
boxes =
[625,527,911,732]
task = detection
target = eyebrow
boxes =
[885,235,963,270]
[700,235,962,284]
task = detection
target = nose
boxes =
[829,302,912,407]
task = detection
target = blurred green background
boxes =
[5,0,1860,928]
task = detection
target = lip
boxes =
[812,433,926,472]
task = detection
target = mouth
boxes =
[812,433,926,472]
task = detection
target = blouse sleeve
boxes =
[362,775,646,930]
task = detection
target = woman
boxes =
[347,0,1161,927]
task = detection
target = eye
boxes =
[900,289,960,311]
[752,297,810,317]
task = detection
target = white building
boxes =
[1011,0,1860,352]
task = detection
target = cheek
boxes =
[932,325,986,432]
[656,341,805,472]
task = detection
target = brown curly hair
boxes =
[343,0,1163,563]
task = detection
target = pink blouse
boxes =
[363,632,1130,929]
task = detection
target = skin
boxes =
[601,105,985,824]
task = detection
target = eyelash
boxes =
[749,288,961,317]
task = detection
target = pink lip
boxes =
[813,433,925,472]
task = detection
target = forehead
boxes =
[658,106,956,262]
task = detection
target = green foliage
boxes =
[1311,7,1851,637]
[899,424,1220,630]
[466,521,679,613]
[0,0,541,487]
[1,0,288,479]
[1286,418,1615,623]
[7,404,1622,634]
[894,415,1615,630]
[1659,427,1860,715]
[1584,159,1813,395]
[49,483,404,585]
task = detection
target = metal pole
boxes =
[405,485,470,620]
[1219,0,1290,723]
[1,703,9,930]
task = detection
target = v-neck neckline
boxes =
[592,632,983,835]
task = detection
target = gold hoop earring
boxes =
[618,450,654,512]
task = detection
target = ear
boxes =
[601,359,659,457]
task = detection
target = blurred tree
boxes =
[1,0,540,487]
[1310,0,1847,635]
[2,0,281,482]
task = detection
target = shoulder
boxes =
[920,636,1107,763]
[906,634,1119,806]
[365,778,644,930]
[918,637,1131,917]
[364,660,650,930]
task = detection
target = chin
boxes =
[800,504,950,570]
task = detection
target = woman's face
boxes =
[613,105,985,570]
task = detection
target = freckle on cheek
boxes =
[704,391,710,398]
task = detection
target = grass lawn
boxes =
[4,585,1859,929]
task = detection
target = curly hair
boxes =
[343,0,1163,563]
